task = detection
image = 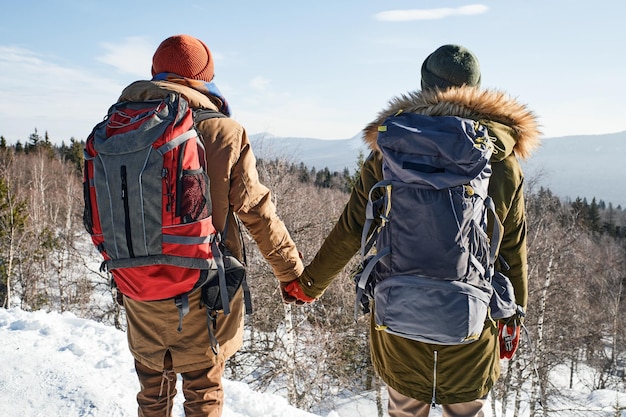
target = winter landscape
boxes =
[2,129,626,417]
[2,2,626,416]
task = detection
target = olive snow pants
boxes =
[134,351,225,417]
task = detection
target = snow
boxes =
[1,307,624,417]
[0,307,317,417]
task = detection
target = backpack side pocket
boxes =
[201,249,246,313]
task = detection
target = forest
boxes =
[0,133,625,417]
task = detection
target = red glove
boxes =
[499,320,521,359]
[281,280,316,305]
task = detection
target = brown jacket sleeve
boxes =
[200,117,303,282]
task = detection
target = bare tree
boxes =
[0,149,28,308]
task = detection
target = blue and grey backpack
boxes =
[355,112,515,345]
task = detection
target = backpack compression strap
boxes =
[101,254,215,272]
[355,180,394,321]
[354,246,390,321]
[360,180,392,259]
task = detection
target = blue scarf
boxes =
[152,72,231,117]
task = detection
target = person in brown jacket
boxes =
[116,34,304,417]
[282,45,541,416]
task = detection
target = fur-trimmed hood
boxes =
[363,87,542,161]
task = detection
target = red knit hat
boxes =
[151,34,214,82]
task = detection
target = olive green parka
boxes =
[299,86,540,404]
[118,80,304,373]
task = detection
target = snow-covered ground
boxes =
[1,307,624,417]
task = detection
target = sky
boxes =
[1,1,625,146]
[1,307,624,417]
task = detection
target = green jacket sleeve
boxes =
[300,151,383,298]
[490,154,529,310]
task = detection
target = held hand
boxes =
[498,320,521,359]
[280,279,316,305]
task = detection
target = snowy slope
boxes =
[1,307,625,417]
[0,308,320,417]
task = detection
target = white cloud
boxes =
[0,46,42,67]
[250,76,270,91]
[374,4,488,21]
[0,46,125,143]
[96,36,154,76]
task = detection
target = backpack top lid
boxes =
[378,112,493,191]
[92,94,188,156]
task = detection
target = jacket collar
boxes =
[362,87,541,160]
[118,80,221,113]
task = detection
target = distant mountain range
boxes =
[249,133,368,173]
[519,131,626,208]
[250,130,626,208]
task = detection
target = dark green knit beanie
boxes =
[421,44,481,90]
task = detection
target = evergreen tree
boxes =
[298,162,311,183]
[315,167,331,188]
[571,197,589,223]
[346,150,365,190]
[588,198,601,232]
[62,138,84,174]
[27,128,42,152]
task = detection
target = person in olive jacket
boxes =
[281,45,540,417]
[117,35,304,417]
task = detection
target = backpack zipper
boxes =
[175,141,188,218]
[120,165,135,258]
[163,168,173,213]
[82,162,93,234]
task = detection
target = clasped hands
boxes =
[280,251,316,305]
[280,279,316,305]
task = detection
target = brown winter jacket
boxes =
[299,86,540,404]
[118,80,304,373]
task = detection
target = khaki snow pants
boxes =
[135,351,224,417]
[388,386,486,417]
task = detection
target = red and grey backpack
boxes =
[83,92,231,329]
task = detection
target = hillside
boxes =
[249,132,368,173]
[521,131,626,207]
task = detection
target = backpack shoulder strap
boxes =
[193,108,227,123]
[486,196,504,265]
[222,214,253,315]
